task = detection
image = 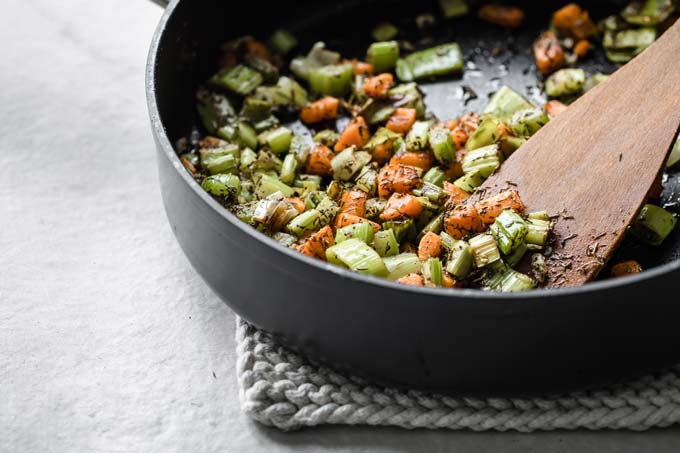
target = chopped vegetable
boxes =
[211,65,263,95]
[306,144,335,176]
[381,193,424,220]
[398,273,424,286]
[384,253,422,280]
[366,41,400,73]
[475,189,525,225]
[439,0,469,18]
[309,64,354,97]
[299,96,339,124]
[483,86,535,122]
[469,234,501,267]
[331,147,372,180]
[336,222,375,244]
[201,174,241,198]
[375,229,400,257]
[630,204,677,246]
[461,144,503,178]
[621,0,675,26]
[335,116,371,152]
[544,100,568,118]
[377,164,422,198]
[386,108,418,134]
[268,29,298,55]
[395,43,463,82]
[490,210,528,255]
[290,42,340,80]
[422,258,444,286]
[326,238,388,276]
[478,5,525,28]
[552,3,598,40]
[509,107,550,137]
[545,68,586,98]
[533,31,566,75]
[363,73,395,98]
[418,232,443,261]
[611,260,643,277]
[298,225,334,259]
[372,22,399,42]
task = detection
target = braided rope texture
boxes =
[236,319,680,432]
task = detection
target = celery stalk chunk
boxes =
[285,210,322,237]
[439,0,469,18]
[429,127,455,164]
[466,116,503,150]
[630,204,677,246]
[445,239,473,277]
[423,258,443,286]
[383,253,422,280]
[367,41,400,73]
[454,171,485,192]
[374,229,400,257]
[509,107,549,137]
[335,222,375,244]
[462,144,503,178]
[469,234,501,268]
[490,210,529,255]
[201,174,241,198]
[666,136,680,168]
[395,43,463,82]
[211,65,263,96]
[309,64,354,97]
[326,239,388,277]
[545,69,586,98]
[482,86,534,122]
[406,121,430,151]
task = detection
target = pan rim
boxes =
[145,0,680,303]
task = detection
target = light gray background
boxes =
[1,1,679,451]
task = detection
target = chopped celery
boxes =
[630,204,677,246]
[667,136,680,168]
[365,198,387,220]
[366,41,400,73]
[253,192,299,231]
[417,182,447,204]
[268,29,298,55]
[504,242,528,267]
[583,73,610,92]
[374,229,400,257]
[355,166,378,196]
[509,108,549,137]
[272,231,297,247]
[499,269,536,292]
[388,83,426,118]
[210,65,263,96]
[201,174,241,198]
[255,174,294,198]
[439,0,469,18]
[531,253,548,284]
[383,253,422,280]
[466,116,503,150]
[423,167,448,187]
[545,68,586,98]
[326,239,388,277]
[331,147,372,181]
[445,239,473,277]
[237,122,258,150]
[372,22,399,42]
[406,121,430,151]
[336,222,375,244]
[239,147,257,172]
[326,180,342,200]
[454,171,484,193]
[482,86,534,122]
[275,76,309,109]
[439,231,457,251]
[363,127,401,152]
[309,64,354,97]
[498,135,526,157]
[396,43,463,82]
[621,0,674,26]
[423,258,444,286]
[461,144,503,178]
[200,145,240,175]
[526,218,551,247]
[261,127,293,154]
[490,210,528,255]
[314,130,341,148]
[361,99,396,125]
[382,219,417,242]
[244,54,279,83]
[285,209,322,237]
[604,27,657,50]
[418,213,444,239]
[316,197,339,225]
[196,88,236,134]
[303,190,327,210]
[290,42,340,80]
[469,234,501,268]
[289,135,311,168]
[280,154,298,185]
[529,211,550,222]
[429,127,455,164]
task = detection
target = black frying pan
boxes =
[146,0,680,396]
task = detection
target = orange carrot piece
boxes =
[199,136,228,149]
[389,151,434,171]
[611,260,643,278]
[298,225,335,260]
[552,3,597,40]
[386,108,417,134]
[306,144,335,176]
[335,116,370,152]
[442,273,457,288]
[398,273,424,286]
[533,31,565,76]
[299,96,340,124]
[442,181,470,206]
[338,189,369,217]
[180,156,197,174]
[478,5,525,28]
[363,73,394,98]
[243,37,275,64]
[459,113,480,132]
[287,197,306,214]
[418,232,443,261]
[344,59,374,76]
[380,193,424,221]
[372,139,394,164]
[475,189,526,225]
[377,164,422,199]
[444,202,483,239]
[544,100,568,118]
[334,213,381,232]
[574,39,590,58]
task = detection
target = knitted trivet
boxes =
[236,319,680,432]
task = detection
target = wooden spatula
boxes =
[474,20,680,288]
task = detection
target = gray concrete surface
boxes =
[1,0,679,451]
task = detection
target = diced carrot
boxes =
[444,160,464,179]
[398,273,424,286]
[306,144,335,176]
[459,113,480,132]
[574,39,590,58]
[287,197,306,214]
[180,156,197,174]
[611,260,643,278]
[372,139,394,164]
[300,96,340,124]
[475,189,526,225]
[334,213,381,232]
[363,73,394,98]
[386,108,417,134]
[448,112,480,149]
[478,5,525,28]
[344,59,374,76]
[298,225,335,260]
[418,232,443,261]
[338,189,369,217]
[444,119,459,130]
[444,202,484,239]
[544,100,568,118]
[199,136,228,149]
[533,31,565,76]
[243,37,275,64]
[380,193,424,221]
[552,3,597,40]
[450,127,470,150]
[442,181,470,206]
[442,273,457,288]
[400,242,417,253]
[335,116,371,152]
[377,164,422,198]
[389,151,434,171]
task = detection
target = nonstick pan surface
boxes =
[147,0,680,395]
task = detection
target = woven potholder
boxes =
[236,319,680,432]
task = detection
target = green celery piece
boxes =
[454,171,484,193]
[200,145,240,175]
[268,29,298,54]
[244,54,278,83]
[309,64,354,97]
[290,42,340,80]
[374,229,400,257]
[509,108,549,137]
[363,127,401,152]
[367,41,400,73]
[326,239,388,277]
[201,174,241,198]
[388,83,426,118]
[372,22,399,42]
[531,253,548,284]
[406,121,430,151]
[439,0,469,18]
[629,204,677,246]
[483,86,535,122]
[603,27,657,49]
[365,198,387,220]
[316,197,339,225]
[418,213,444,240]
[445,239,473,277]
[262,127,293,154]
[429,127,455,164]
[395,43,463,82]
[526,218,551,247]
[289,135,311,168]
[382,219,417,243]
[469,234,501,268]
[545,68,586,98]
[489,210,528,255]
[504,242,528,267]
[314,130,341,147]
[211,65,263,96]
[621,0,674,26]
[239,148,257,173]
[499,269,536,292]
[286,209,322,237]
[280,154,297,185]
[272,231,298,248]
[255,174,294,198]
[528,211,550,221]
[355,166,378,196]
[498,135,526,157]
[461,144,502,178]
[466,115,503,150]
[383,253,422,280]
[276,76,309,109]
[196,88,236,134]
[423,167,448,187]
[361,99,396,125]
[666,136,680,168]
[423,258,443,286]
[252,192,299,231]
[331,148,372,181]
[336,222,375,244]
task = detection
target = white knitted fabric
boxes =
[236,319,680,432]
